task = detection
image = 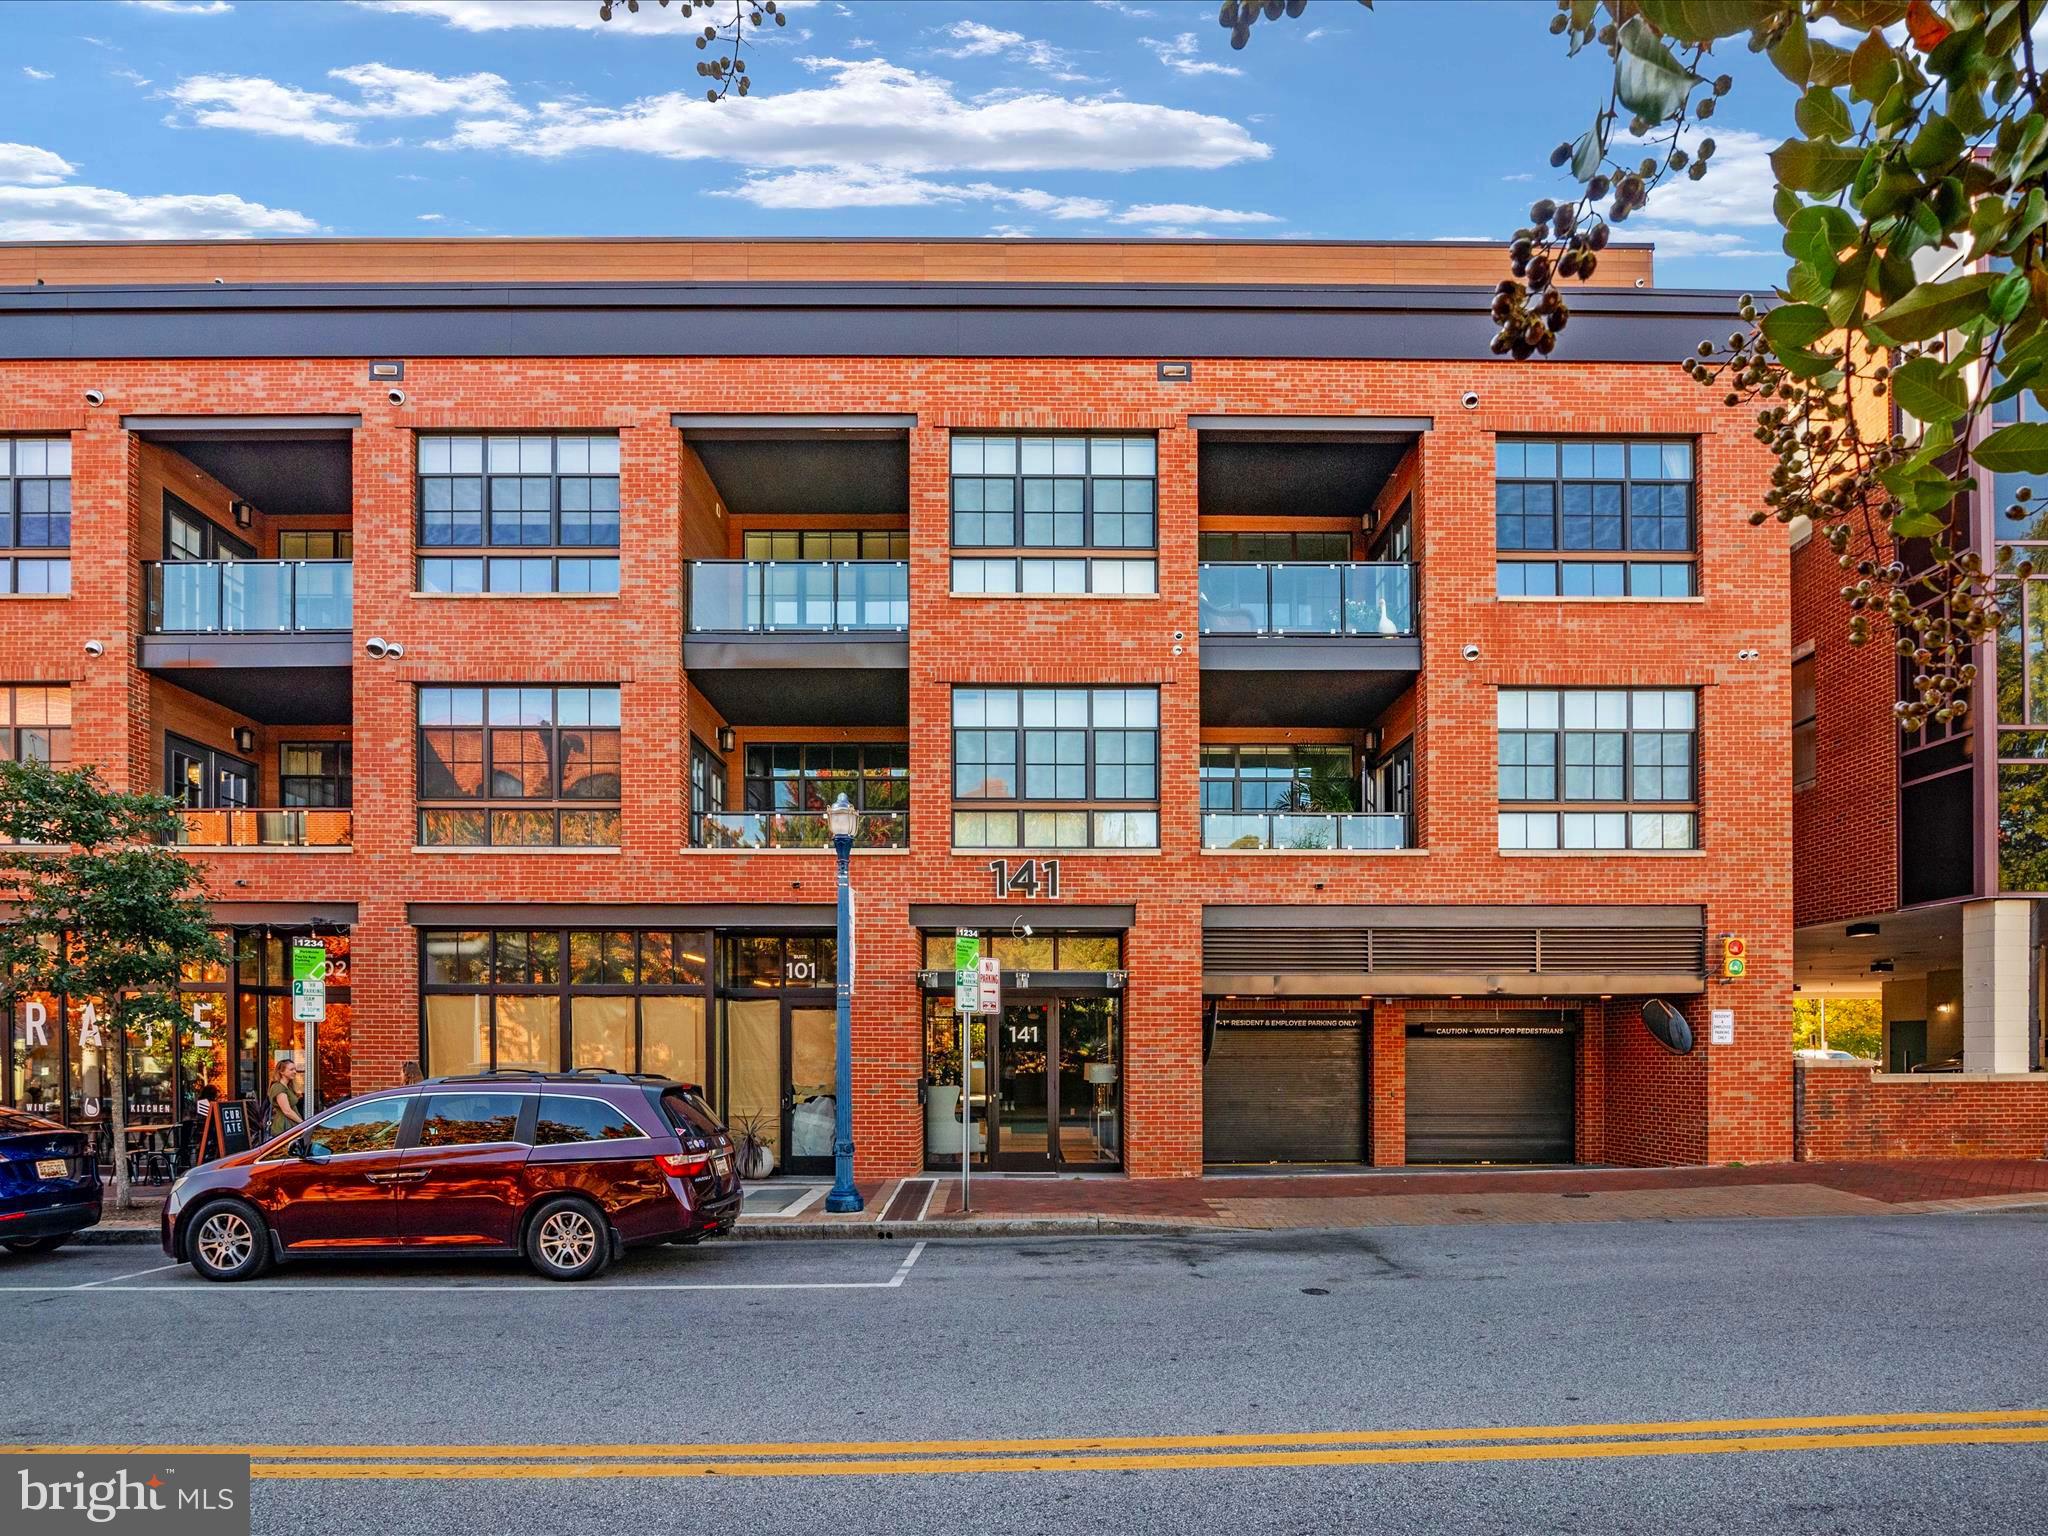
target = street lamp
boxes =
[824,793,863,1213]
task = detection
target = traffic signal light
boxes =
[1722,935,1747,979]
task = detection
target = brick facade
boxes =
[0,305,1793,1175]
[1796,1061,2048,1159]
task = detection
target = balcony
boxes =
[1202,811,1408,852]
[684,560,909,727]
[169,808,353,850]
[138,561,353,723]
[695,810,909,850]
[1197,562,1420,728]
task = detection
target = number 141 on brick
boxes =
[988,858,1060,899]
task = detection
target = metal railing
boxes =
[145,560,353,634]
[169,808,354,849]
[1202,811,1409,851]
[695,811,909,850]
[1196,562,1415,637]
[687,560,909,633]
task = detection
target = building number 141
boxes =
[988,858,1060,899]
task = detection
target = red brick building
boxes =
[0,237,1790,1177]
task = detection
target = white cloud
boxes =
[416,211,445,221]
[355,0,815,31]
[1501,171,1534,183]
[934,19,1091,81]
[435,55,1267,173]
[1620,129,1777,260]
[169,63,526,146]
[847,35,873,47]
[715,169,1111,220]
[113,67,152,86]
[0,140,317,240]
[128,0,233,12]
[0,144,77,188]
[1143,32,1242,77]
[1115,201,1278,228]
[22,66,53,81]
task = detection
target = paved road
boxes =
[6,1213,2048,1534]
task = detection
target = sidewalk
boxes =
[81,1158,2048,1245]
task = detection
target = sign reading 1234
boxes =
[988,858,1060,899]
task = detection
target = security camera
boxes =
[1460,391,1480,410]
[387,388,407,406]
[383,641,404,659]
[364,637,389,659]
[1461,643,1481,662]
[1019,924,1032,938]
[82,639,104,657]
[83,389,105,407]
[1172,630,1185,642]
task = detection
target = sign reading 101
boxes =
[988,858,1060,899]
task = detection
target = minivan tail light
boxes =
[656,1152,710,1178]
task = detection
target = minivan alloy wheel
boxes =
[537,1208,598,1271]
[195,1209,254,1271]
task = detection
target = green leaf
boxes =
[1892,508,1949,539]
[1875,247,1919,306]
[1850,30,1898,103]
[1774,187,1803,227]
[1787,261,1831,305]
[1570,126,1601,182]
[1990,269,2032,325]
[1827,247,1875,327]
[1907,113,1966,172]
[1769,11,1812,87]
[1783,203,1857,268]
[1771,137,1865,197]
[1808,38,1854,90]
[1827,0,1908,26]
[1634,0,1758,42]
[1614,15,1700,121]
[2000,187,2048,253]
[1761,302,1832,352]
[1796,86,1855,141]
[1777,342,1840,379]
[1975,422,2048,473]
[1864,272,2001,345]
[1888,356,1968,424]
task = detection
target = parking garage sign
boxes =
[291,939,327,1024]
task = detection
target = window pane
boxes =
[536,1090,644,1144]
[419,1091,524,1146]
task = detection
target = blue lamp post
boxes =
[824,793,863,1214]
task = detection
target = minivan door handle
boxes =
[364,1170,426,1184]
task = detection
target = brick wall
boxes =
[0,351,1789,1175]
[1797,1061,2048,1158]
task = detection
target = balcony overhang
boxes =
[123,414,357,518]
[677,414,912,518]
[683,634,909,726]
[1199,637,1419,726]
[138,634,352,723]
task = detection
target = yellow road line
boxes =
[241,1425,2048,1480]
[15,1408,2048,1462]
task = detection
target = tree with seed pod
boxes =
[596,0,784,100]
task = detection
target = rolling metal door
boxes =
[1404,1033,1573,1163]
[1203,1023,1364,1164]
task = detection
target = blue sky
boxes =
[2,0,1817,289]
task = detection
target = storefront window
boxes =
[925,931,1121,972]
[10,994,61,1115]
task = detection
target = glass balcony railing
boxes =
[170,809,353,849]
[1197,562,1415,637]
[688,560,909,633]
[145,560,353,634]
[1202,811,1409,851]
[695,811,910,850]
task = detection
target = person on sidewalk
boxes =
[266,1060,304,1139]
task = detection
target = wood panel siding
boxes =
[0,238,1656,291]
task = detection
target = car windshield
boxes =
[658,1088,725,1138]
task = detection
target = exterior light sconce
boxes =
[716,726,737,754]
[232,727,256,753]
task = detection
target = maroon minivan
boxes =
[161,1071,742,1281]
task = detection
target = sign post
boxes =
[291,940,328,1023]
[953,930,979,1213]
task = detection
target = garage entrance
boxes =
[1203,1000,1366,1164]
[1404,1014,1575,1164]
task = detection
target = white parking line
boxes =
[0,1241,929,1296]
[73,1261,184,1289]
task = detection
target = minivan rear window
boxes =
[658,1088,724,1138]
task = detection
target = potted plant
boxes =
[729,1111,777,1180]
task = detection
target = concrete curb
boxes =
[73,1215,1213,1247]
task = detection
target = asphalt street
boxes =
[7,1211,2048,1534]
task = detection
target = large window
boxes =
[417,685,622,847]
[0,438,72,596]
[281,742,351,808]
[1495,439,1695,599]
[952,687,1158,849]
[1792,652,1817,791]
[420,928,709,1083]
[744,743,908,815]
[0,686,71,769]
[416,433,620,595]
[1198,530,1352,561]
[950,434,1158,596]
[1497,688,1698,850]
[1199,745,1355,811]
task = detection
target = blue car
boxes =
[0,1107,101,1254]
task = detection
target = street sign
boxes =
[292,939,328,1023]
[953,930,981,1013]
[1722,935,1748,980]
[977,955,1002,1016]
[1710,1008,1735,1046]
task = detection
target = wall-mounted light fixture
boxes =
[231,500,254,529]
[232,727,256,753]
[1156,361,1192,382]
[716,725,737,754]
[1845,921,1880,939]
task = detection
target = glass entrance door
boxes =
[784,1002,837,1176]
[989,996,1120,1171]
